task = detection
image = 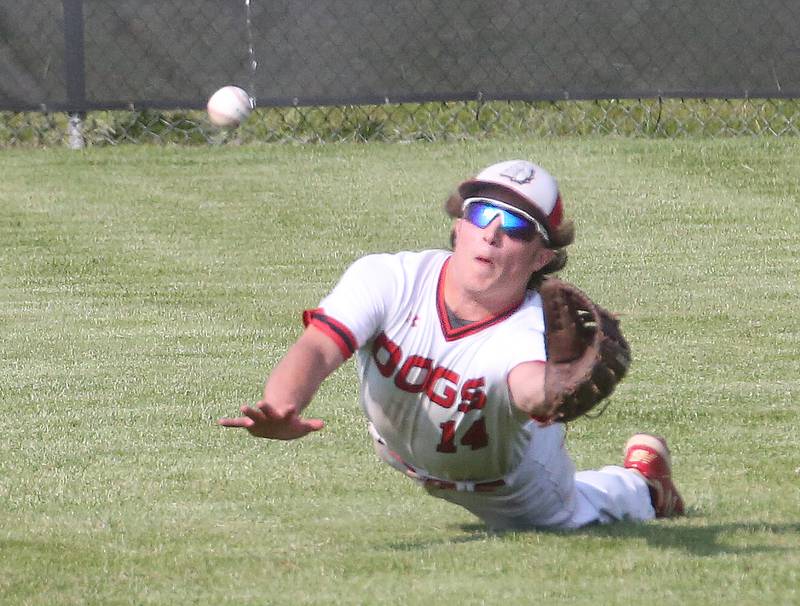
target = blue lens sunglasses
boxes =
[461,197,550,243]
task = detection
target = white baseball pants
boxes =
[373,422,655,531]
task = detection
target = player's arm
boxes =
[507,360,550,419]
[218,325,346,440]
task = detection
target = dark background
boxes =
[2,0,799,112]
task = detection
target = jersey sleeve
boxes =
[499,325,547,380]
[303,253,399,358]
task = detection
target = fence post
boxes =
[63,0,86,149]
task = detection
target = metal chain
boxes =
[1,98,798,147]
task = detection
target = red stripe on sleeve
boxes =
[302,308,357,359]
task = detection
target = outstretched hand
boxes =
[218,400,324,440]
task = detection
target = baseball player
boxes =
[220,160,684,530]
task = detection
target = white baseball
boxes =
[206,86,252,127]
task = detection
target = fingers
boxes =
[217,403,268,429]
[242,403,269,423]
[302,417,325,433]
[218,416,253,428]
[217,401,324,440]
[255,399,295,420]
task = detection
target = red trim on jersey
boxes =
[435,258,524,341]
[302,308,357,359]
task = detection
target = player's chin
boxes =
[465,272,504,295]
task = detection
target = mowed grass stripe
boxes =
[1,138,798,605]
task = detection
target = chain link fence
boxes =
[2,1,799,146]
[2,98,800,147]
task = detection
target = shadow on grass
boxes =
[577,520,800,557]
[389,519,800,557]
[454,519,800,557]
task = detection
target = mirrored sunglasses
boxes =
[461,197,550,243]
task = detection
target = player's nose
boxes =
[482,216,504,245]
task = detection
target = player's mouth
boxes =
[475,255,493,265]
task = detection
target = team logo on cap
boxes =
[499,162,535,185]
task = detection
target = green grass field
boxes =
[1,138,798,605]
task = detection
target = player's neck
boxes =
[443,274,525,321]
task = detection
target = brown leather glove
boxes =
[539,278,631,423]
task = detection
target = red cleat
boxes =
[624,434,685,517]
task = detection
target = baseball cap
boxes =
[458,160,564,241]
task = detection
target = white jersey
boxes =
[303,249,547,481]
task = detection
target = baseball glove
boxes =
[539,278,631,423]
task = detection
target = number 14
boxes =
[436,417,489,453]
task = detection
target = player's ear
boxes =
[451,218,463,248]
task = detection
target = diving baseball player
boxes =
[220,160,684,530]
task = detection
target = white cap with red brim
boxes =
[458,160,564,240]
